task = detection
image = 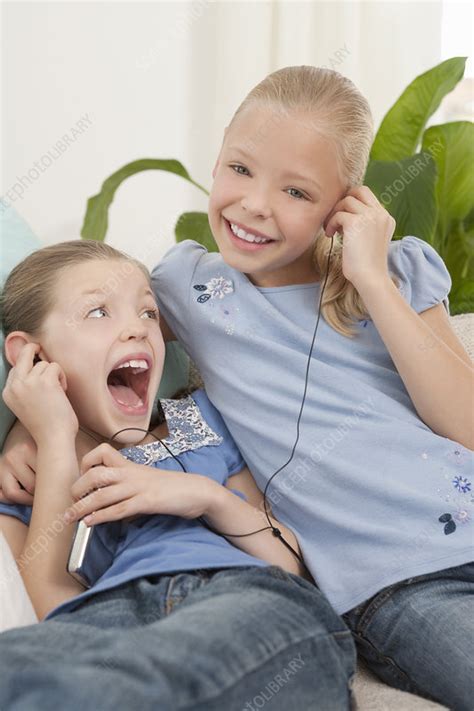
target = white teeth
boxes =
[116,397,144,408]
[230,223,271,244]
[116,359,149,372]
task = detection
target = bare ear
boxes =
[4,332,38,367]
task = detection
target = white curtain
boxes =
[1,1,443,266]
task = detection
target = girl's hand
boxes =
[64,443,218,526]
[323,185,396,289]
[0,421,37,505]
[2,343,79,445]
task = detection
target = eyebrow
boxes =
[227,146,322,192]
[77,288,156,301]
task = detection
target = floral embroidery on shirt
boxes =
[193,276,234,303]
[454,507,470,524]
[434,446,474,535]
[120,395,222,466]
[452,475,471,494]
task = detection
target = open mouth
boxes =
[106,357,152,415]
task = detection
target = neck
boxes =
[248,246,320,288]
[75,419,170,458]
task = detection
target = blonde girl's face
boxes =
[36,259,165,445]
[209,104,347,287]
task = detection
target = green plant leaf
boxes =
[421,122,474,253]
[450,279,474,315]
[175,212,217,252]
[445,219,474,315]
[364,153,438,244]
[81,159,209,242]
[370,57,466,161]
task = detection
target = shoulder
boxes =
[151,240,219,283]
[387,236,452,314]
[190,389,244,475]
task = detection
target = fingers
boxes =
[1,471,34,505]
[64,484,132,525]
[323,186,381,233]
[43,362,67,391]
[324,211,352,239]
[12,343,41,377]
[80,443,126,476]
[346,185,380,207]
[72,465,121,501]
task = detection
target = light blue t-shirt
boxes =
[0,390,268,620]
[151,236,473,615]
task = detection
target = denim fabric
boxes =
[342,560,474,711]
[0,565,357,710]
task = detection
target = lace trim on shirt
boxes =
[120,394,222,466]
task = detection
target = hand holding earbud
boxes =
[2,342,79,445]
[323,185,396,290]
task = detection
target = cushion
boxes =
[0,207,41,449]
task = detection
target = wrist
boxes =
[36,430,77,451]
[354,272,394,300]
[202,479,229,518]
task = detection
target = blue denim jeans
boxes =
[0,565,356,710]
[342,561,474,711]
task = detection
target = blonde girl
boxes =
[149,66,473,711]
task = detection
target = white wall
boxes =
[1,1,445,269]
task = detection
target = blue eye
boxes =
[230,164,250,176]
[87,306,108,318]
[287,188,307,200]
[142,309,159,320]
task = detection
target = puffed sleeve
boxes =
[151,240,207,352]
[387,236,452,314]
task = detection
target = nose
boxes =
[240,184,272,219]
[119,315,148,342]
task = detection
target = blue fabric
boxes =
[151,236,473,615]
[342,560,474,711]
[0,207,42,449]
[0,390,268,620]
[0,566,356,710]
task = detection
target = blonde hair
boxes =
[1,240,151,340]
[229,65,398,337]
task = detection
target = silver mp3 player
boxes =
[67,518,121,588]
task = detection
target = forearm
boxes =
[19,438,86,619]
[204,484,308,578]
[358,276,474,449]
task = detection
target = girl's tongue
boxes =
[107,365,150,410]
[108,383,143,408]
